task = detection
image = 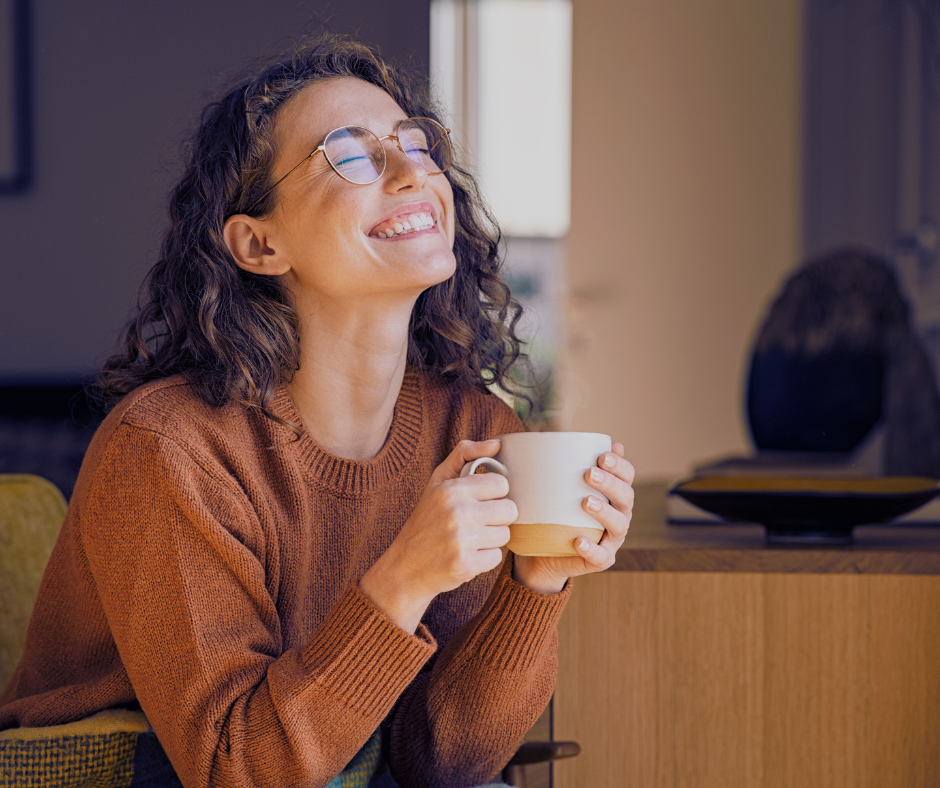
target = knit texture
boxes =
[0,369,571,788]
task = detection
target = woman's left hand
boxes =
[513,442,634,594]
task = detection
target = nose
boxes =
[381,138,428,192]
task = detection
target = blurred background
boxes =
[2,0,940,495]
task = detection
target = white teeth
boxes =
[371,212,436,238]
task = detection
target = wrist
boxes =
[512,554,567,595]
[360,555,435,634]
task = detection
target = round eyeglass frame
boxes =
[245,116,452,213]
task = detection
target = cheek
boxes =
[286,186,363,246]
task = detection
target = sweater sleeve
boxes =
[81,423,436,788]
[387,556,571,787]
[383,392,572,787]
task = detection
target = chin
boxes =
[401,249,458,292]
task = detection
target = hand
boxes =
[513,442,635,594]
[359,439,518,632]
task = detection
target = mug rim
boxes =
[494,431,611,440]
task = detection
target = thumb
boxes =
[431,439,502,483]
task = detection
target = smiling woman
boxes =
[95,38,523,434]
[0,32,642,788]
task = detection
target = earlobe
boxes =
[222,215,289,276]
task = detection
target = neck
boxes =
[287,293,415,460]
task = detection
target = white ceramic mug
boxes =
[460,431,612,556]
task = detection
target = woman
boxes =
[0,34,634,788]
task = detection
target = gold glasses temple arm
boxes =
[244,147,324,214]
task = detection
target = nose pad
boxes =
[382,141,429,190]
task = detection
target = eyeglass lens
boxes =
[324,119,452,184]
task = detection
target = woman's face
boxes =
[265,77,457,304]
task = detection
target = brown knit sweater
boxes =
[0,368,570,788]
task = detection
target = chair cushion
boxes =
[0,709,383,787]
[0,709,154,787]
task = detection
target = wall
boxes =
[559,0,803,481]
[802,0,901,262]
[0,0,429,383]
[801,0,940,386]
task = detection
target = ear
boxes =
[222,215,290,276]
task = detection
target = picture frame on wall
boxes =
[0,0,30,193]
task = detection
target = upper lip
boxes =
[368,201,438,236]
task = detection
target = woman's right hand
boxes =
[359,439,517,633]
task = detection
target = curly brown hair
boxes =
[97,33,526,417]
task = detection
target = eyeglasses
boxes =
[246,116,453,213]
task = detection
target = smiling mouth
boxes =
[369,211,436,239]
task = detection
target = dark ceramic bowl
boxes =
[670,475,940,544]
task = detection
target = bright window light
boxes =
[431,0,572,237]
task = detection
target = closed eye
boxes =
[334,154,369,167]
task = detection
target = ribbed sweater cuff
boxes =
[301,584,437,714]
[461,556,572,673]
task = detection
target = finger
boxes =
[612,442,625,458]
[476,497,518,526]
[432,439,501,482]
[476,546,507,573]
[582,495,630,542]
[595,452,636,486]
[574,535,616,571]
[475,524,512,550]
[459,471,512,501]
[597,512,630,550]
[585,466,635,517]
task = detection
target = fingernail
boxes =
[590,467,603,482]
[603,453,615,468]
[586,495,602,511]
[578,538,590,550]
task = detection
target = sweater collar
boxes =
[269,367,425,496]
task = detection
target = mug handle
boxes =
[459,457,510,478]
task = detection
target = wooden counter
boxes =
[612,480,940,575]
[554,482,940,788]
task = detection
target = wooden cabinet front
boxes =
[553,485,940,787]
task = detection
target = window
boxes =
[431,0,572,424]
[431,0,572,237]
